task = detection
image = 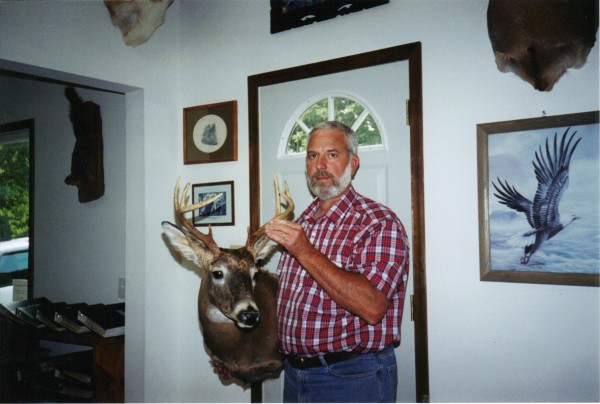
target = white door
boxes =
[258,60,415,402]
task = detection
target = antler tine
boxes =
[271,175,294,222]
[247,174,295,249]
[274,174,281,217]
[173,178,222,258]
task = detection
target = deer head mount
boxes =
[64,87,104,203]
[161,176,293,382]
[487,0,598,91]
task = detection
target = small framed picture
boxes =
[183,101,237,164]
[192,181,234,226]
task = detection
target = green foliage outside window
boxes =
[285,96,382,154]
[0,141,29,239]
[300,99,328,129]
[356,115,383,146]
[333,97,364,127]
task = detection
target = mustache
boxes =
[312,170,333,179]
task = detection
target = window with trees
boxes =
[0,120,32,300]
[282,93,384,156]
[0,127,29,239]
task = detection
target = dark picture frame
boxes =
[191,181,235,227]
[270,0,389,34]
[477,111,600,287]
[183,101,237,164]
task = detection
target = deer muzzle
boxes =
[234,302,261,329]
[239,309,260,328]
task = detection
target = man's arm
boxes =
[265,219,389,325]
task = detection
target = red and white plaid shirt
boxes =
[276,186,410,356]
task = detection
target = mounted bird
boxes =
[492,128,581,265]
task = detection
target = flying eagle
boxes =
[492,128,581,265]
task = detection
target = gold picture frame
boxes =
[183,101,237,164]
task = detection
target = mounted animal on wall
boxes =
[104,0,174,47]
[64,87,104,203]
[161,177,294,383]
[487,0,599,91]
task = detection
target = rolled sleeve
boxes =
[353,217,409,300]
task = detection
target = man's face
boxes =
[305,129,359,200]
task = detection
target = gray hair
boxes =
[307,121,358,157]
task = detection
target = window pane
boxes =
[299,99,327,128]
[286,124,307,154]
[355,115,382,146]
[334,97,364,128]
[0,141,30,239]
[284,95,383,155]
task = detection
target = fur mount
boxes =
[65,87,104,203]
[487,0,598,91]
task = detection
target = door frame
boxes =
[247,42,428,403]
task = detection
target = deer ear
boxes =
[162,221,215,267]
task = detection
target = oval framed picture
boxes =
[183,100,237,164]
[193,114,227,153]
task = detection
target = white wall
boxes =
[1,0,598,402]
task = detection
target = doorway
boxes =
[0,61,146,403]
[248,43,429,402]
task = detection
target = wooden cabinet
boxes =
[0,318,124,402]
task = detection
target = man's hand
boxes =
[265,219,313,259]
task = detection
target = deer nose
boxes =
[239,310,260,327]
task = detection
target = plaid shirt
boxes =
[276,186,410,356]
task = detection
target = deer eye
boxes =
[212,270,224,280]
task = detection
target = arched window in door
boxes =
[279,92,385,157]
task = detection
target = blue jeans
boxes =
[283,345,397,403]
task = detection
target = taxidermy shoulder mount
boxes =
[487,0,598,91]
[65,87,105,203]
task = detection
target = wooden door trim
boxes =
[247,42,429,403]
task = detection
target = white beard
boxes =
[307,161,352,200]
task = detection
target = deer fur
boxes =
[161,178,293,383]
[64,87,104,203]
[487,0,598,91]
[104,0,173,47]
[162,222,283,383]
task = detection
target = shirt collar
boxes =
[305,185,357,223]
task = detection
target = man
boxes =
[265,121,410,403]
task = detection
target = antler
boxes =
[246,174,294,250]
[174,178,222,258]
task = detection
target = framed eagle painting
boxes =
[477,111,599,287]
